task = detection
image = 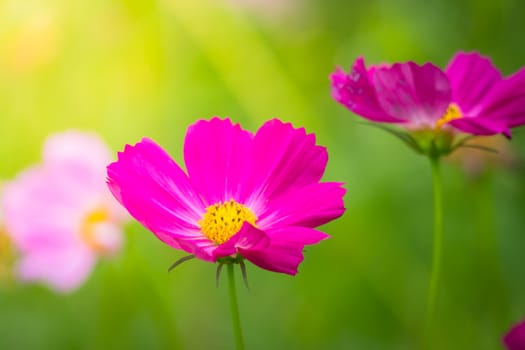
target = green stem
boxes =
[227,264,245,350]
[425,156,443,341]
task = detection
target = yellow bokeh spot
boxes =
[80,207,110,253]
[199,199,258,245]
[436,103,462,129]
[0,227,14,284]
[7,10,61,74]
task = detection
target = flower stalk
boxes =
[425,155,443,339]
[227,263,245,350]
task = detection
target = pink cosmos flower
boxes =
[107,118,345,275]
[1,131,127,293]
[331,52,525,140]
[504,318,525,350]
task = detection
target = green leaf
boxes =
[357,122,423,153]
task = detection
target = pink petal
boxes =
[371,61,451,126]
[258,182,346,229]
[445,52,503,114]
[265,226,329,245]
[443,53,525,136]
[176,237,218,262]
[183,118,254,206]
[245,119,329,213]
[448,115,511,137]
[243,226,328,275]
[43,130,112,171]
[43,131,114,201]
[17,243,96,293]
[241,239,304,275]
[89,222,123,256]
[214,225,328,275]
[212,222,270,259]
[330,59,402,123]
[107,138,210,254]
[3,166,87,249]
[477,67,525,130]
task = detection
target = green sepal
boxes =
[408,129,456,158]
[216,254,250,290]
[167,254,195,272]
[458,144,499,153]
[358,122,423,153]
[359,122,459,157]
[450,135,499,154]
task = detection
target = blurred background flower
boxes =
[504,318,525,350]
[1,131,127,293]
[0,182,15,286]
[0,0,524,349]
[446,134,521,178]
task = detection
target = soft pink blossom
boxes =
[107,118,345,275]
[1,131,127,293]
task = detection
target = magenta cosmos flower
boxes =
[331,52,525,154]
[504,318,525,350]
[1,131,127,293]
[107,118,345,275]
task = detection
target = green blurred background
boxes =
[1,0,524,349]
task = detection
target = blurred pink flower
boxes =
[225,0,300,20]
[331,52,525,152]
[0,184,14,285]
[445,134,520,177]
[107,118,345,275]
[1,131,127,293]
[504,318,525,350]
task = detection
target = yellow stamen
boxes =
[436,103,462,129]
[198,199,258,245]
[80,207,111,252]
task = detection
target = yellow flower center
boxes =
[80,207,111,253]
[436,103,462,129]
[198,199,258,245]
[0,227,11,255]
